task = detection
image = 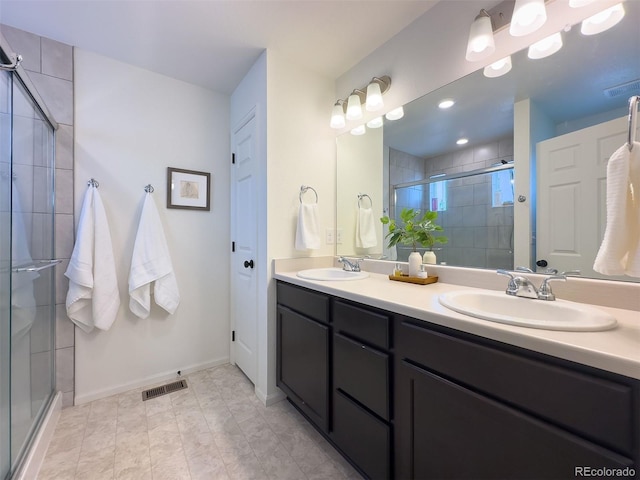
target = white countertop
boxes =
[274,269,640,380]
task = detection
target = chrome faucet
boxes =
[497,269,566,301]
[339,256,363,272]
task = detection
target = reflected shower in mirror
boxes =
[336,0,640,282]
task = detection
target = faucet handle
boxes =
[561,270,581,276]
[515,266,534,273]
[497,269,518,295]
[538,275,566,301]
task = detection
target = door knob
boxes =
[536,259,548,267]
[244,260,254,269]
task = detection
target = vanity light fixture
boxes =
[438,99,456,109]
[346,92,364,120]
[367,116,384,129]
[483,56,512,77]
[510,0,547,37]
[527,32,563,59]
[331,76,391,129]
[350,124,366,136]
[385,106,404,121]
[580,3,625,35]
[330,100,346,129]
[456,138,469,145]
[465,9,496,61]
[569,0,597,7]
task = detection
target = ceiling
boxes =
[0,0,438,94]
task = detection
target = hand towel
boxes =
[129,192,180,318]
[295,203,321,250]
[356,207,377,249]
[593,141,640,277]
[11,184,38,339]
[65,186,120,332]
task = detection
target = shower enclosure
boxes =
[1,46,58,478]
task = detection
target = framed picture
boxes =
[167,167,211,211]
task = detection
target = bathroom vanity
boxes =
[275,270,640,480]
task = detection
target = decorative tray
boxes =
[388,274,438,285]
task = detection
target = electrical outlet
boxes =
[336,228,343,244]
[326,229,334,244]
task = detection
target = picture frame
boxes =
[166,167,211,211]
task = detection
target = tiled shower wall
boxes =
[389,137,515,269]
[3,25,75,407]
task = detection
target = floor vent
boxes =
[142,379,188,401]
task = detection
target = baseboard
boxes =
[15,391,62,480]
[255,385,286,406]
[74,356,230,405]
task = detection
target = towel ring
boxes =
[145,184,154,193]
[358,193,373,209]
[87,178,99,188]
[628,95,639,152]
[299,185,318,204]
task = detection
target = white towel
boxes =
[295,203,321,250]
[11,184,38,340]
[129,192,180,318]
[593,141,640,277]
[65,186,120,332]
[356,207,377,249]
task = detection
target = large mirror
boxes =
[336,0,640,282]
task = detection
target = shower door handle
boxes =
[244,260,254,269]
[12,259,61,273]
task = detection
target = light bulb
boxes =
[330,103,346,129]
[366,81,384,112]
[528,32,563,59]
[385,106,404,121]
[581,3,625,35]
[483,56,512,77]
[510,0,547,37]
[346,93,363,120]
[465,10,495,61]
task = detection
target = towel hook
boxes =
[299,185,318,204]
[628,95,639,152]
[358,193,373,209]
[145,184,154,193]
[87,178,99,188]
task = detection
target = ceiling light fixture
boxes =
[456,138,469,145]
[350,124,366,136]
[330,76,391,129]
[580,3,625,35]
[510,0,547,37]
[385,106,404,121]
[367,117,384,129]
[438,99,456,109]
[527,32,563,59]
[465,9,496,61]
[483,56,512,77]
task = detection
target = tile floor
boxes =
[37,364,363,480]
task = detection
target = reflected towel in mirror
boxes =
[593,141,640,277]
[356,207,377,249]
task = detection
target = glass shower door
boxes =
[0,64,56,477]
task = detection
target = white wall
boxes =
[73,49,230,403]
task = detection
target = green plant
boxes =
[380,208,448,252]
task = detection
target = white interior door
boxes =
[536,116,634,280]
[231,114,258,383]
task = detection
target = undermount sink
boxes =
[297,267,369,281]
[438,290,617,332]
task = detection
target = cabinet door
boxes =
[395,360,633,480]
[277,306,329,432]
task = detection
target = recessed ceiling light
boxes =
[350,124,366,136]
[438,99,455,109]
[385,106,404,121]
[367,117,384,129]
[456,138,469,145]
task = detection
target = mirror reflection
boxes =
[336,1,640,282]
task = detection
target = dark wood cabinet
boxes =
[276,280,640,480]
[394,316,640,480]
[276,283,331,432]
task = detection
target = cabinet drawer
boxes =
[397,318,635,456]
[333,390,391,480]
[334,333,390,420]
[333,300,390,349]
[277,281,330,324]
